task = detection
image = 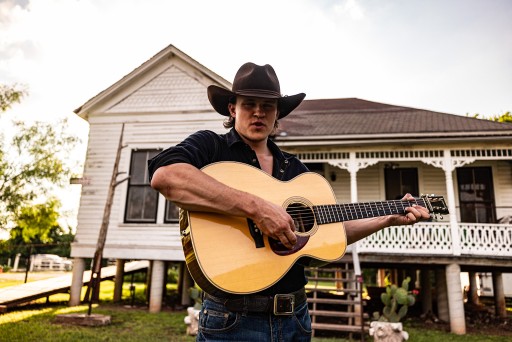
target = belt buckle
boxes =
[273,294,294,315]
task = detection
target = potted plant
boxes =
[370,276,416,341]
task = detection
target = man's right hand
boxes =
[251,200,297,249]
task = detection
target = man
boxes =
[148,62,430,341]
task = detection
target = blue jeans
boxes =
[196,298,312,341]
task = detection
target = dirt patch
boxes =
[406,303,512,337]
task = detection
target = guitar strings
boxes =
[284,199,428,226]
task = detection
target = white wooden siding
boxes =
[495,161,512,220]
[356,165,381,202]
[329,165,351,204]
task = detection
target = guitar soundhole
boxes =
[286,202,315,234]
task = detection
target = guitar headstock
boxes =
[420,194,449,219]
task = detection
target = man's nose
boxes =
[254,105,266,117]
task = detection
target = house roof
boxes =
[276,98,512,143]
[74,44,231,119]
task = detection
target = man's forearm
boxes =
[150,163,259,218]
[344,216,392,245]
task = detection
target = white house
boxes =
[71,45,512,334]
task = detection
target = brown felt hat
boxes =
[207,62,306,119]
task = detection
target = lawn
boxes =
[1,272,510,341]
[1,302,511,342]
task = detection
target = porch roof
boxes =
[277,98,512,142]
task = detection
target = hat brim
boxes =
[207,85,305,119]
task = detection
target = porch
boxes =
[347,221,512,335]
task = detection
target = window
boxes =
[457,167,496,223]
[164,200,180,223]
[384,167,419,200]
[125,150,160,223]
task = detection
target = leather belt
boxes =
[203,288,307,315]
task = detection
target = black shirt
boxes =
[148,128,309,295]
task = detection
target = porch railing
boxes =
[357,222,512,258]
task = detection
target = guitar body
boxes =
[182,162,347,296]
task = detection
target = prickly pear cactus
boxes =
[373,277,416,323]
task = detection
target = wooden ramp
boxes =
[0,260,149,309]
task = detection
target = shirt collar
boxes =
[225,128,287,161]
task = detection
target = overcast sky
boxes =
[1,0,511,230]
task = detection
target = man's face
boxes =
[229,95,279,145]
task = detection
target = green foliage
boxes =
[0,197,74,264]
[188,286,203,310]
[467,111,512,123]
[373,276,416,322]
[489,111,512,123]
[0,84,26,113]
[11,198,61,243]
[0,118,80,230]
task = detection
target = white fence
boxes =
[358,222,512,258]
[459,223,512,257]
[30,254,73,271]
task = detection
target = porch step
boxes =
[308,297,362,305]
[306,263,368,340]
[309,309,370,319]
[312,322,369,333]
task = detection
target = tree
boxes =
[489,111,512,123]
[0,84,26,113]
[0,84,80,234]
[466,111,512,123]
[4,198,74,259]
[10,198,62,243]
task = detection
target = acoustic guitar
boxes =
[180,161,448,296]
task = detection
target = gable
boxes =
[105,65,212,113]
[74,44,231,120]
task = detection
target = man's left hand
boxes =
[389,193,431,226]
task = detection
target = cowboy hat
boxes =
[207,62,306,118]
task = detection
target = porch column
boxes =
[492,272,507,318]
[69,257,86,306]
[336,152,363,320]
[467,271,479,305]
[442,149,462,255]
[347,152,359,203]
[420,269,432,315]
[329,154,378,321]
[113,259,125,303]
[435,268,449,322]
[149,260,165,313]
[446,263,466,334]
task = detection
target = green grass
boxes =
[1,304,510,342]
[0,304,195,342]
[1,274,510,341]
[0,279,21,287]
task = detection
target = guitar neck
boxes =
[314,198,427,225]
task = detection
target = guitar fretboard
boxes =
[313,199,426,225]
